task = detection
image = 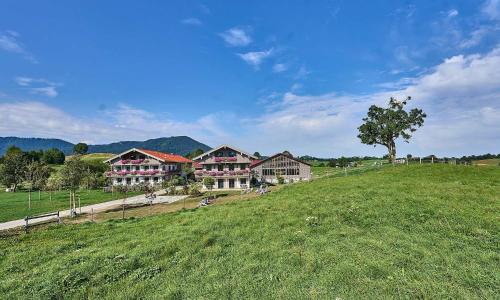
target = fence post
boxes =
[91,208,94,222]
[24,217,28,233]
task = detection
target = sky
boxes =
[0,0,499,157]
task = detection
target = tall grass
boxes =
[0,165,498,298]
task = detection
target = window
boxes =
[135,166,140,171]
[153,166,159,170]
[240,178,246,185]
[218,164,223,171]
[154,177,158,182]
[229,179,235,188]
[117,178,122,183]
[218,179,224,189]
[229,164,234,171]
[144,166,149,170]
[126,166,130,171]
[228,151,236,157]
[135,178,139,182]
[240,164,246,170]
[116,166,121,171]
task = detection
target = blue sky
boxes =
[1,1,499,157]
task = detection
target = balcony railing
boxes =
[105,170,178,177]
[119,159,150,164]
[194,169,250,177]
[214,157,238,162]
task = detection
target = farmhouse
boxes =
[251,151,311,184]
[193,144,257,190]
[104,148,192,186]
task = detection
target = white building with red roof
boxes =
[104,148,192,186]
[193,144,258,190]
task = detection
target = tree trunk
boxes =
[38,190,41,201]
[28,189,32,209]
[387,140,397,164]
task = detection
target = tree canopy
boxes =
[73,143,89,155]
[358,96,426,163]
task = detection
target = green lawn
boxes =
[0,189,141,223]
[0,165,499,298]
[311,159,384,178]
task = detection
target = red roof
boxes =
[249,159,262,168]
[139,149,193,163]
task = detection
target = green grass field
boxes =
[473,158,500,166]
[0,189,141,223]
[66,153,114,162]
[0,165,499,298]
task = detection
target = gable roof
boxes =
[104,148,192,163]
[193,144,257,161]
[249,152,311,168]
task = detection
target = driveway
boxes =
[0,191,188,231]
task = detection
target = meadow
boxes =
[0,189,141,223]
[0,164,498,298]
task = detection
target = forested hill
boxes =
[88,136,211,155]
[0,137,74,155]
[0,136,211,156]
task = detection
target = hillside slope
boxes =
[0,165,498,298]
[88,136,211,155]
[0,137,74,155]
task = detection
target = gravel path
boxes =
[0,191,188,231]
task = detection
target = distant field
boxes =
[0,189,141,223]
[66,153,114,162]
[473,158,500,166]
[1,164,498,298]
[311,159,385,177]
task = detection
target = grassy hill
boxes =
[66,153,114,162]
[0,165,498,298]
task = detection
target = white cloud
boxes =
[483,0,500,20]
[181,18,202,26]
[0,31,37,63]
[0,101,228,146]
[220,27,252,47]
[14,77,61,98]
[238,46,500,157]
[30,87,58,97]
[447,9,459,18]
[237,48,273,69]
[272,63,288,73]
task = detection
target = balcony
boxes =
[194,169,250,177]
[118,159,151,164]
[105,170,178,177]
[214,157,238,162]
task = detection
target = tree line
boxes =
[0,146,108,208]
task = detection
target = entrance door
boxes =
[217,179,224,189]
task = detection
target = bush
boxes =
[277,175,285,185]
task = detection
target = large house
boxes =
[104,148,192,186]
[193,145,257,190]
[251,151,311,184]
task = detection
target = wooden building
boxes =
[250,151,311,184]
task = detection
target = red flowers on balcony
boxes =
[214,157,237,162]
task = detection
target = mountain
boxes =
[0,137,74,155]
[88,136,211,155]
[0,136,211,156]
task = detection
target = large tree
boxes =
[73,143,89,155]
[0,146,27,191]
[358,96,426,163]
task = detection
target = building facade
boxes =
[193,145,257,190]
[251,152,311,184]
[104,148,192,186]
